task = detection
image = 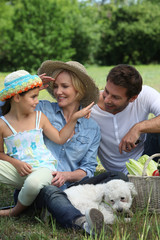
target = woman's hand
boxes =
[51,171,69,187]
[15,161,32,176]
[39,73,55,90]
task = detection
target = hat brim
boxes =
[38,60,99,107]
[0,75,42,101]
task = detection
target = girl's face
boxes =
[19,88,39,113]
[53,71,78,108]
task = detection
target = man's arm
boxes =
[119,115,160,153]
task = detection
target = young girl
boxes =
[0,70,93,217]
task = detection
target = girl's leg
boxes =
[0,160,26,216]
[18,167,52,207]
[0,160,25,188]
[0,201,27,216]
[0,167,52,217]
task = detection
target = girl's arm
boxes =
[0,127,32,176]
[41,102,94,144]
[0,151,32,176]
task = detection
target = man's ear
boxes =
[13,94,21,102]
[129,95,138,103]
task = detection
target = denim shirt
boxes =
[36,100,101,188]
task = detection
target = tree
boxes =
[2,0,76,71]
[71,1,101,64]
[1,0,101,70]
[96,2,160,65]
[0,0,14,71]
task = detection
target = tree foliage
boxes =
[3,0,77,71]
[96,2,160,65]
[0,0,160,70]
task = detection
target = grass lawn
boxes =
[0,64,160,239]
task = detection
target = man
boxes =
[91,64,160,174]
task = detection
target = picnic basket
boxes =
[128,153,160,213]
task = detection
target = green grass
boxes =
[0,188,160,240]
[0,64,160,239]
[86,64,160,91]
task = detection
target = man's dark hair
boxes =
[107,64,143,99]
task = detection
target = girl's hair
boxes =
[1,87,39,115]
[1,99,11,115]
[51,69,86,102]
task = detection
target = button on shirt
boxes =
[36,101,101,188]
[91,86,160,174]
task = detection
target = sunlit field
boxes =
[1,64,160,96]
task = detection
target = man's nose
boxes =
[104,95,111,103]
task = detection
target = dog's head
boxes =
[103,179,137,213]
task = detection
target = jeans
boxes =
[68,171,128,188]
[143,133,160,161]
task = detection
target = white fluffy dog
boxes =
[64,179,137,224]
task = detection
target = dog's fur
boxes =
[64,179,137,224]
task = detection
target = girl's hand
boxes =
[15,161,32,176]
[39,73,55,90]
[72,102,94,120]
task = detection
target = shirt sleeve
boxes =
[140,86,160,116]
[78,123,101,177]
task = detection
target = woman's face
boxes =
[53,71,78,108]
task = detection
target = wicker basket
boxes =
[128,153,160,213]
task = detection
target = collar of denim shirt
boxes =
[55,103,82,124]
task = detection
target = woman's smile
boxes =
[53,72,78,108]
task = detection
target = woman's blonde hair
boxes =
[50,69,86,102]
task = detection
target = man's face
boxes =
[102,80,131,114]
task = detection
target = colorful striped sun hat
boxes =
[0,70,42,101]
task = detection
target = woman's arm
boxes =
[51,169,87,187]
[39,73,55,90]
[41,102,94,144]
